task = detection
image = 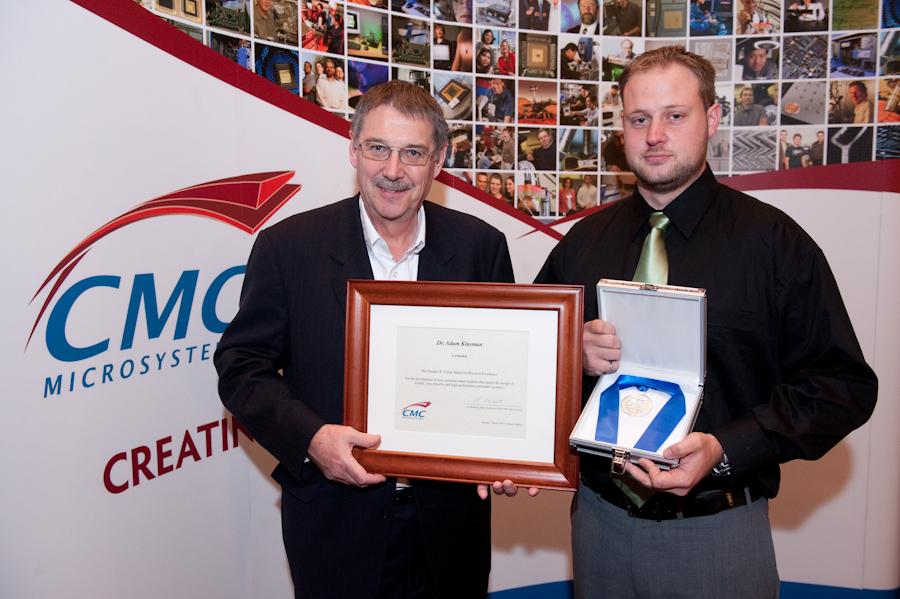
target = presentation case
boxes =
[569,279,706,473]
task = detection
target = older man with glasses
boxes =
[216,80,530,599]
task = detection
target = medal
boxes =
[621,393,652,417]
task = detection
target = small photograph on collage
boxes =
[435,72,475,120]
[830,32,877,78]
[733,128,777,171]
[348,60,388,109]
[475,77,516,122]
[602,37,642,81]
[345,7,387,60]
[434,0,474,23]
[209,32,252,68]
[393,0,431,18]
[560,82,598,126]
[781,80,827,125]
[559,36,601,80]
[162,18,204,41]
[600,83,622,108]
[734,83,778,126]
[312,56,348,109]
[598,172,636,204]
[256,43,301,94]
[559,127,599,171]
[207,1,252,35]
[829,80,875,124]
[392,17,431,68]
[877,79,900,123]
[519,0,552,30]
[451,171,475,185]
[569,173,599,210]
[479,171,515,202]
[875,126,900,160]
[827,126,873,163]
[517,79,558,124]
[515,172,557,216]
[474,28,512,74]
[831,0,878,31]
[779,127,820,169]
[349,0,387,8]
[879,31,900,76]
[561,174,596,212]
[475,125,517,169]
[392,67,432,93]
[784,0,829,32]
[254,0,299,45]
[518,33,559,78]
[734,0,781,34]
[302,2,344,53]
[781,34,828,79]
[736,37,780,80]
[708,129,731,172]
[475,0,516,29]
[604,0,643,36]
[518,128,558,170]
[300,51,323,103]
[445,124,474,168]
[689,0,733,36]
[690,39,733,81]
[432,24,474,71]
[157,0,202,23]
[600,129,628,172]
[565,0,600,34]
[646,1,687,36]
[887,0,900,27]
[716,83,734,126]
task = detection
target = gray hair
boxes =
[350,80,449,151]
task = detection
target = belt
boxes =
[582,474,762,521]
[394,487,415,506]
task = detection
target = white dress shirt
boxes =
[359,199,426,282]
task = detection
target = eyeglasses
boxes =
[355,142,434,166]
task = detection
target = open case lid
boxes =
[598,279,706,386]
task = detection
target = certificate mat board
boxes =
[570,280,706,470]
[344,280,584,489]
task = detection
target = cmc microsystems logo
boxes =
[28,172,301,397]
[402,402,431,419]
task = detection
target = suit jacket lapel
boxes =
[326,196,374,311]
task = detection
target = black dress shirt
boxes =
[535,166,877,499]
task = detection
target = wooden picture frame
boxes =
[344,280,583,490]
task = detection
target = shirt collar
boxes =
[359,197,427,258]
[631,164,717,240]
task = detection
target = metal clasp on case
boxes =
[611,449,630,475]
[639,284,658,291]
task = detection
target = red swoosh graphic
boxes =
[27,171,300,349]
[405,402,432,409]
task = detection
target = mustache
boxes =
[374,176,413,192]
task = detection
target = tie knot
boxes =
[649,211,670,233]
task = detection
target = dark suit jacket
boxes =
[520,0,549,29]
[215,197,514,598]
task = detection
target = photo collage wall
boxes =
[141,0,900,221]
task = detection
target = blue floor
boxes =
[488,581,900,598]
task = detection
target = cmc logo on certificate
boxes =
[402,402,431,419]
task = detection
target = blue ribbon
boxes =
[594,375,686,452]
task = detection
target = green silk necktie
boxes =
[632,212,672,285]
[612,211,673,507]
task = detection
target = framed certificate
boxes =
[344,281,583,490]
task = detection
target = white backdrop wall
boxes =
[0,1,897,597]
